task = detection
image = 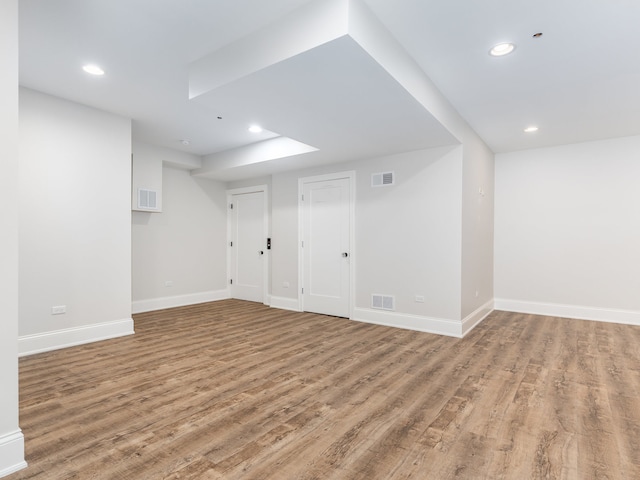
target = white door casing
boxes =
[228,186,268,304]
[299,172,354,317]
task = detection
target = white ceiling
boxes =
[194,36,457,160]
[19,0,640,179]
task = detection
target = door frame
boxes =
[226,185,270,305]
[298,171,355,317]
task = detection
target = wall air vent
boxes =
[137,188,158,210]
[371,294,395,311]
[371,171,394,187]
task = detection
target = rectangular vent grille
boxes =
[371,171,394,187]
[371,294,395,311]
[137,188,158,210]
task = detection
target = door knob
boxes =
[259,251,264,255]
[342,252,349,257]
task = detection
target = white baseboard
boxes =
[351,308,464,338]
[494,298,640,326]
[0,430,26,477]
[132,289,230,314]
[269,296,301,312]
[18,318,134,357]
[461,300,494,336]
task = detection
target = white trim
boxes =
[132,289,229,314]
[227,185,270,305]
[19,318,134,357]
[270,296,302,312]
[226,185,269,195]
[297,182,304,312]
[0,430,26,478]
[298,171,356,316]
[352,307,463,338]
[494,298,640,326]
[461,300,494,336]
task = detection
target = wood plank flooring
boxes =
[10,300,640,479]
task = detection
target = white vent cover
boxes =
[371,171,394,187]
[371,294,395,311]
[137,188,158,210]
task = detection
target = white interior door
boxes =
[229,190,265,303]
[302,176,351,317]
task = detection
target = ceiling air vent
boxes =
[371,171,394,187]
[371,294,395,311]
[137,188,158,210]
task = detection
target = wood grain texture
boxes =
[9,300,640,479]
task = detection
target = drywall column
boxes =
[0,0,26,476]
[460,139,495,332]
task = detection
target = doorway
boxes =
[228,186,268,304]
[299,172,354,317]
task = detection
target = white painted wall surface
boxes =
[19,88,133,351]
[132,166,228,311]
[132,141,164,212]
[356,147,463,320]
[271,171,303,302]
[495,135,640,323]
[461,139,495,320]
[271,145,463,323]
[0,0,26,475]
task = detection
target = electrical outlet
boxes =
[165,281,173,287]
[415,295,425,303]
[51,305,66,315]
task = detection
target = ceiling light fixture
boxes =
[82,64,105,75]
[248,125,263,133]
[181,139,191,145]
[524,126,539,133]
[489,43,515,57]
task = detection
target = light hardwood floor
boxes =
[10,300,640,479]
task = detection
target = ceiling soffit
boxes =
[188,0,462,178]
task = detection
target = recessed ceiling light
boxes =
[524,126,539,133]
[248,125,263,133]
[489,43,516,57]
[180,139,191,145]
[82,64,105,75]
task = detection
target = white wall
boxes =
[18,88,134,355]
[495,135,640,324]
[131,141,205,213]
[0,0,26,476]
[131,166,228,313]
[132,141,164,212]
[270,145,466,333]
[356,147,463,320]
[461,139,495,325]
